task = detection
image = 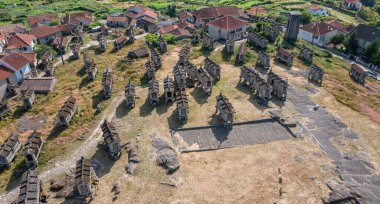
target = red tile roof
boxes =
[136,10,158,20]
[247,6,267,15]
[169,28,192,38]
[176,21,195,29]
[309,4,323,11]
[278,47,292,57]
[207,16,247,31]
[1,52,31,70]
[194,6,245,19]
[29,26,62,39]
[300,22,338,36]
[159,25,179,35]
[0,65,14,81]
[0,24,26,34]
[345,0,361,3]
[177,12,193,20]
[62,12,93,26]
[107,14,126,23]
[27,13,59,26]
[20,52,37,63]
[4,34,35,50]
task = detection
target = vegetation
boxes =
[343,32,358,54]
[364,39,380,65]
[35,44,57,59]
[145,33,159,44]
[300,11,312,25]
[330,34,345,46]
[163,34,177,44]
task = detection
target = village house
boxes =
[29,25,67,44]
[325,20,355,34]
[62,12,93,30]
[27,13,60,28]
[247,6,267,16]
[159,19,175,27]
[126,4,158,30]
[3,33,36,53]
[0,133,21,169]
[107,14,127,28]
[159,22,195,41]
[0,24,26,35]
[349,63,367,84]
[308,4,328,16]
[207,16,248,40]
[343,0,362,11]
[350,24,380,54]
[177,11,195,23]
[0,52,32,87]
[298,22,339,46]
[193,6,246,28]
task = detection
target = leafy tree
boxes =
[361,0,376,7]
[300,11,312,25]
[163,34,176,44]
[376,6,380,15]
[330,34,345,46]
[167,4,177,17]
[275,15,287,24]
[344,32,358,54]
[145,33,159,44]
[365,39,380,62]
[255,22,263,32]
[35,45,56,59]
[371,49,380,65]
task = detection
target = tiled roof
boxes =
[176,21,195,29]
[0,65,14,81]
[247,6,267,15]
[136,10,158,20]
[1,52,31,70]
[4,34,34,50]
[20,52,37,63]
[29,25,63,39]
[207,16,247,30]
[309,4,323,11]
[194,6,245,19]
[299,22,338,36]
[169,28,192,38]
[62,12,93,26]
[177,12,193,20]
[278,47,292,57]
[0,24,25,34]
[352,24,380,43]
[159,25,179,35]
[20,77,57,92]
[27,13,59,26]
[107,14,126,23]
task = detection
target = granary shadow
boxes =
[116,100,133,118]
[47,125,66,140]
[79,77,91,89]
[156,100,172,116]
[139,75,149,88]
[307,78,323,87]
[12,105,28,119]
[248,95,269,111]
[167,109,184,129]
[139,97,156,117]
[299,58,312,67]
[67,56,78,63]
[235,83,252,95]
[221,50,234,62]
[200,47,212,57]
[89,145,116,178]
[76,65,87,77]
[92,91,105,109]
[5,160,28,192]
[273,60,291,70]
[270,97,286,108]
[190,86,209,105]
[255,66,270,76]
[208,114,222,126]
[211,125,231,146]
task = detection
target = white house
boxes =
[207,16,248,40]
[0,52,32,85]
[3,34,36,53]
[343,0,362,11]
[298,22,339,46]
[308,4,328,16]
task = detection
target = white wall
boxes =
[308,8,328,16]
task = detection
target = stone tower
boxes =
[284,11,301,42]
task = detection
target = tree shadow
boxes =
[190,86,209,106]
[221,49,234,62]
[115,99,133,118]
[139,97,156,117]
[139,75,149,88]
[5,160,28,192]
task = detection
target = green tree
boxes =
[49,19,59,26]
[364,39,379,59]
[300,11,312,25]
[344,32,358,54]
[167,4,177,17]
[145,33,159,44]
[371,49,380,65]
[35,45,56,59]
[163,34,176,44]
[361,0,376,7]
[255,22,263,32]
[330,34,345,46]
[376,6,380,15]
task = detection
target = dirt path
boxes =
[0,93,123,203]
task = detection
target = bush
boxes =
[35,45,57,59]
[163,34,176,44]
[300,11,312,25]
[330,34,345,46]
[145,33,159,44]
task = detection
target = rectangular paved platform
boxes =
[172,119,294,152]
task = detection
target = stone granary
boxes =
[235,43,248,64]
[215,93,234,127]
[224,36,235,54]
[126,26,135,44]
[248,31,268,49]
[72,43,81,60]
[45,61,55,77]
[284,11,301,41]
[179,44,191,65]
[23,131,44,168]
[22,88,36,110]
[102,68,113,98]
[150,47,162,68]
[18,170,45,204]
[276,47,294,67]
[256,51,270,69]
[74,157,97,198]
[148,79,159,105]
[101,120,122,159]
[0,133,21,169]
[184,62,198,82]
[203,33,214,50]
[164,76,175,103]
[268,71,288,100]
[57,96,77,127]
[145,59,155,80]
[204,57,221,81]
[192,30,200,45]
[173,63,187,91]
[39,51,53,69]
[128,47,149,59]
[175,91,189,123]
[239,66,272,101]
[114,36,127,50]
[197,67,214,95]
[299,45,313,62]
[0,100,10,118]
[86,60,98,81]
[125,81,136,108]
[157,35,167,53]
[308,64,324,85]
[99,36,107,52]
[349,63,367,84]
